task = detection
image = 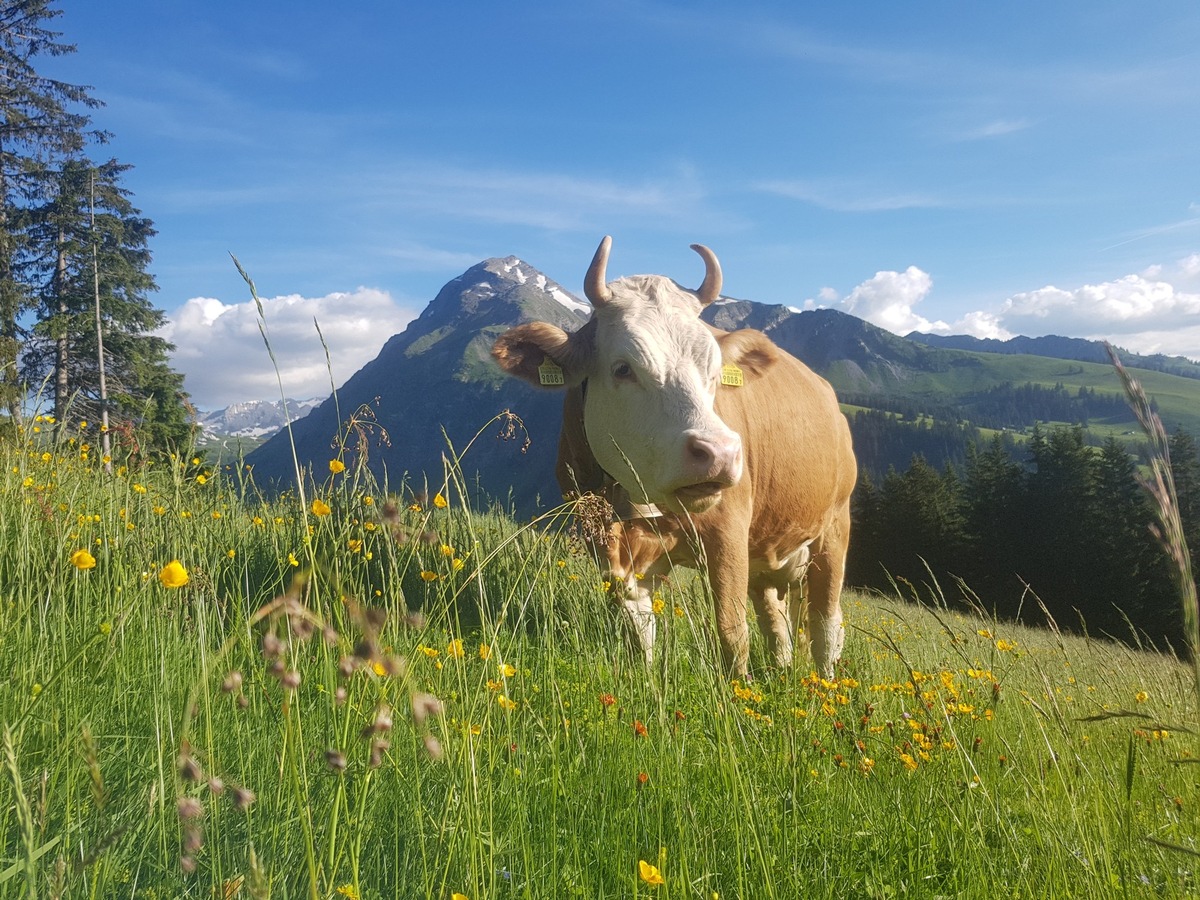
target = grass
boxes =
[1,415,1198,900]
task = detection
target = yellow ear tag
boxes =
[720,364,744,387]
[538,360,564,386]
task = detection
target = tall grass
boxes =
[0,408,1198,899]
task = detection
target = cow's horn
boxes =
[584,235,613,307]
[690,243,722,307]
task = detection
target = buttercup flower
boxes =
[70,548,97,570]
[433,493,448,509]
[311,499,332,517]
[329,459,346,474]
[638,860,665,886]
[159,560,189,588]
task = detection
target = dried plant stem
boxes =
[1107,344,1199,698]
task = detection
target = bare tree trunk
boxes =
[54,226,69,437]
[90,170,111,472]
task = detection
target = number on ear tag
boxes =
[720,364,744,387]
[538,360,564,386]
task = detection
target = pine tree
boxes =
[22,158,191,453]
[0,0,103,422]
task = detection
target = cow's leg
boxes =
[610,574,656,665]
[749,577,793,668]
[806,502,851,678]
[706,533,752,678]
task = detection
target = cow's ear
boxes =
[492,322,586,388]
[719,329,779,380]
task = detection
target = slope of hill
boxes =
[907,331,1200,381]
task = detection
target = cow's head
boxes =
[493,236,777,514]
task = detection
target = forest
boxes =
[847,425,1200,652]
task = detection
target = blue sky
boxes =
[46,1,1200,408]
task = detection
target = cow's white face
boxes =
[582,276,743,512]
[492,237,757,514]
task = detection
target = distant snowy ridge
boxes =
[196,397,323,442]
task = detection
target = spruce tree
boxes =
[22,158,191,452]
[0,0,103,422]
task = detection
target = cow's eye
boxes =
[611,361,635,382]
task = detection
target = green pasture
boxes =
[1,422,1197,899]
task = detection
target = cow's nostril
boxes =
[687,437,714,464]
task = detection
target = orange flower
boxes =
[633,720,648,738]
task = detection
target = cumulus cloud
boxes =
[994,256,1200,357]
[838,266,951,334]
[160,288,417,410]
[827,252,1200,360]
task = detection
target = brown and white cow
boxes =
[492,236,857,677]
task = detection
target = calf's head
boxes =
[493,236,776,513]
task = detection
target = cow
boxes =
[491,236,857,678]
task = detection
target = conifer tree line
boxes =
[848,426,1200,653]
[1,0,189,451]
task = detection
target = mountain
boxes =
[243,256,1200,509]
[243,257,588,509]
[906,332,1200,381]
[197,398,323,441]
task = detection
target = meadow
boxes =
[1,414,1199,900]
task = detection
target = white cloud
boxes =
[839,266,948,334]
[754,178,946,212]
[160,288,417,410]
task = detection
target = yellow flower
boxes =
[497,694,517,712]
[196,474,207,485]
[70,548,97,570]
[452,894,469,900]
[479,643,492,660]
[288,552,300,567]
[347,539,364,554]
[158,560,189,589]
[363,495,374,506]
[336,884,359,899]
[451,557,465,572]
[311,498,332,517]
[153,505,166,516]
[447,638,464,658]
[638,860,665,886]
[420,570,439,582]
[420,645,440,658]
[440,543,456,557]
[226,549,236,559]
[329,458,346,474]
[499,663,517,678]
[1135,690,1149,703]
[652,596,665,616]
[133,483,147,494]
[433,493,448,509]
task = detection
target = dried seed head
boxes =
[411,692,443,726]
[207,777,225,795]
[353,639,376,661]
[380,654,406,677]
[236,694,249,710]
[423,733,444,760]
[267,658,286,678]
[177,797,204,821]
[280,671,301,691]
[368,739,390,768]
[181,855,197,874]
[262,632,283,658]
[339,655,359,678]
[335,686,348,706]
[183,828,204,853]
[364,607,387,632]
[361,704,393,738]
[221,670,243,694]
[231,786,256,810]
[323,626,339,645]
[178,754,203,783]
[325,749,347,771]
